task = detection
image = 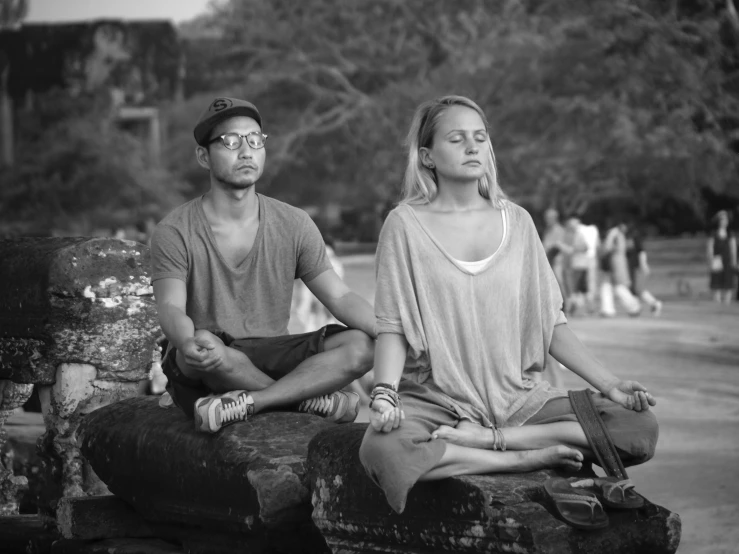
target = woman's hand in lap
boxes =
[369,397,405,433]
[605,380,656,412]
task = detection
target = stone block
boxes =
[0,237,159,385]
[0,237,162,512]
[0,514,58,554]
[57,495,154,541]
[308,424,682,554]
[78,396,334,554]
[50,537,182,554]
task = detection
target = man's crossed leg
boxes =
[162,325,374,433]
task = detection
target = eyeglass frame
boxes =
[207,131,269,150]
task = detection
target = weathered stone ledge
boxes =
[307,424,681,554]
[78,396,334,554]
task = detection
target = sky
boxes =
[25,0,214,23]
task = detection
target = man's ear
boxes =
[195,146,211,170]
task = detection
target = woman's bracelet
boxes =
[370,384,401,409]
[490,425,506,451]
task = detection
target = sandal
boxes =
[570,477,645,510]
[544,477,609,531]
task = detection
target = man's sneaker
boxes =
[298,391,360,423]
[651,301,663,317]
[194,390,254,433]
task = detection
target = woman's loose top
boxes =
[374,202,568,428]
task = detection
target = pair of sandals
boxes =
[544,476,645,530]
[543,390,646,531]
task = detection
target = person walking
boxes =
[707,210,737,305]
[560,216,589,315]
[627,227,663,316]
[600,221,641,317]
[542,208,569,313]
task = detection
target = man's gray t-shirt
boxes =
[150,194,332,338]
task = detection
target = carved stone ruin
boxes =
[0,237,160,515]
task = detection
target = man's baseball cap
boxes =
[193,97,263,146]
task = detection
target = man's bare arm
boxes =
[153,279,218,369]
[304,269,376,338]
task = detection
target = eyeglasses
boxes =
[209,131,269,150]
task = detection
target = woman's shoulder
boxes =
[383,204,416,228]
[502,201,537,230]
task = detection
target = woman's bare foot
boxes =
[515,445,584,472]
[432,420,493,449]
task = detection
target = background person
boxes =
[579,220,601,315]
[559,216,589,315]
[707,210,737,305]
[600,221,641,317]
[542,208,569,313]
[627,226,663,316]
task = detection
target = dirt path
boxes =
[565,301,739,554]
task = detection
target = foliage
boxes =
[5,1,738,237]
[0,91,187,237]
[0,0,26,29]
[166,0,739,235]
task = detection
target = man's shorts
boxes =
[161,324,347,418]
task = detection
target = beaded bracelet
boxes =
[370,385,401,409]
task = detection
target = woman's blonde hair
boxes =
[399,95,506,207]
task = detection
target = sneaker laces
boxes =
[221,394,251,423]
[300,394,336,416]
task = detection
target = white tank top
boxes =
[452,210,508,275]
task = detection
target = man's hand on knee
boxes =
[181,332,224,372]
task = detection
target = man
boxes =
[150,97,376,433]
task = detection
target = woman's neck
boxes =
[431,180,488,211]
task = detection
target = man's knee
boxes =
[340,330,374,378]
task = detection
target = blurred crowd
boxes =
[541,208,739,318]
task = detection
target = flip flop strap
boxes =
[602,479,635,501]
[568,389,629,480]
[551,492,601,520]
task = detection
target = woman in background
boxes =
[707,210,737,305]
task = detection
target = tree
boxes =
[164,0,739,236]
[0,92,187,237]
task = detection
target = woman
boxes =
[359,96,658,514]
[707,210,737,305]
[599,221,641,317]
